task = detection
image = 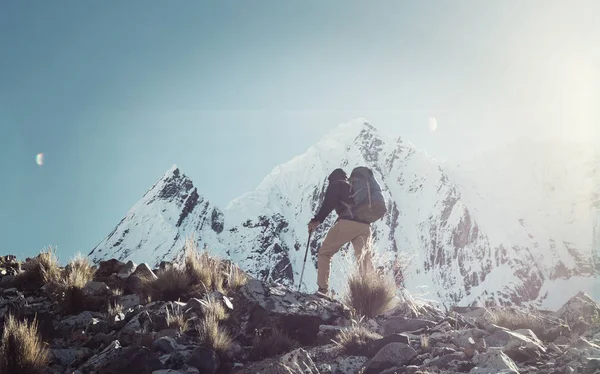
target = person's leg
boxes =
[350,222,373,275]
[317,220,360,291]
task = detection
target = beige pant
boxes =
[317,219,372,291]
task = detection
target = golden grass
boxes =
[225,262,249,290]
[0,314,49,374]
[184,238,226,294]
[343,246,397,319]
[140,237,249,302]
[332,322,382,355]
[165,304,190,333]
[43,252,96,314]
[197,315,233,360]
[200,294,228,322]
[487,308,566,342]
[13,246,61,289]
[140,265,191,302]
[250,326,298,360]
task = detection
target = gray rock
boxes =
[128,263,158,293]
[153,336,179,353]
[102,346,165,373]
[82,281,111,297]
[279,348,319,373]
[186,347,220,374]
[317,325,345,345]
[432,346,458,357]
[156,328,179,340]
[368,334,411,356]
[555,291,600,325]
[58,311,101,331]
[429,352,468,369]
[485,328,546,361]
[152,371,186,374]
[363,342,417,374]
[78,340,123,372]
[237,279,348,345]
[554,335,570,345]
[470,348,520,373]
[120,294,141,309]
[118,260,137,278]
[382,317,436,335]
[336,356,368,374]
[86,317,109,334]
[167,349,194,366]
[50,348,92,367]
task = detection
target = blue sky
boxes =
[1,1,598,261]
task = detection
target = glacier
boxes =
[88,119,600,310]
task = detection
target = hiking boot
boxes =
[314,288,329,298]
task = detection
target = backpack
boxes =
[342,166,387,223]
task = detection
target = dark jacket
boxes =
[312,169,368,224]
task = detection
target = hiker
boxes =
[308,166,387,297]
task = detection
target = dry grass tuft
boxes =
[13,247,61,289]
[0,314,49,374]
[200,294,228,322]
[250,326,298,360]
[197,315,233,360]
[64,253,96,285]
[107,301,124,327]
[165,304,190,333]
[487,308,566,342]
[43,253,96,314]
[225,262,249,290]
[140,265,191,302]
[333,322,382,355]
[184,239,226,294]
[343,245,397,319]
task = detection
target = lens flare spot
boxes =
[428,117,438,132]
[36,153,44,166]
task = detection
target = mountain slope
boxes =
[89,119,600,309]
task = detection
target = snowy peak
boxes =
[89,165,224,266]
[90,119,600,310]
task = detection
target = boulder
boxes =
[316,325,345,346]
[470,348,520,374]
[484,328,546,362]
[234,279,348,345]
[127,263,158,294]
[78,340,164,373]
[428,352,469,369]
[362,342,417,374]
[186,347,220,374]
[368,334,411,357]
[120,294,142,309]
[95,259,127,278]
[50,348,93,367]
[555,291,600,325]
[83,281,111,297]
[335,356,369,374]
[58,311,103,332]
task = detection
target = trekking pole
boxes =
[297,231,313,292]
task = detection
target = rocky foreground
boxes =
[1,253,600,374]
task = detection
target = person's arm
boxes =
[312,181,340,223]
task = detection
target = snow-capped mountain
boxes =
[88,119,600,309]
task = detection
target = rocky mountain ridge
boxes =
[1,253,600,374]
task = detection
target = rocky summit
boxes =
[1,252,600,374]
